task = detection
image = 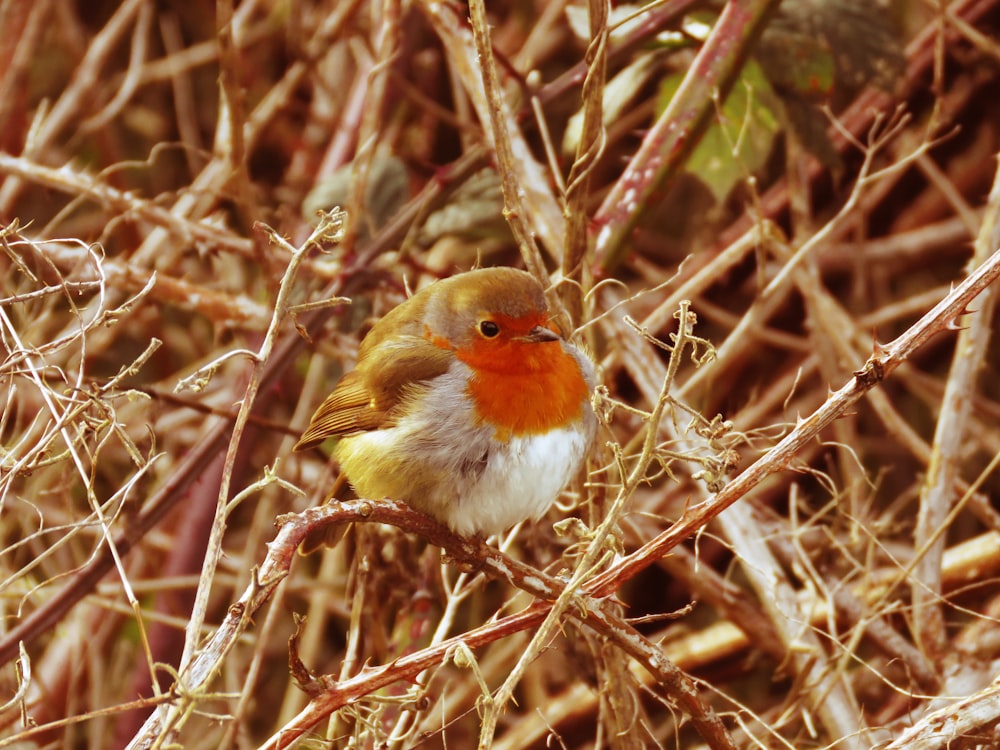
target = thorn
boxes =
[853,356,885,388]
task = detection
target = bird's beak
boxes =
[524,325,561,343]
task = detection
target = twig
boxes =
[586,246,1000,598]
[178,211,345,673]
[422,0,561,275]
[880,677,1000,750]
[248,501,734,750]
[913,157,1000,659]
[593,0,782,270]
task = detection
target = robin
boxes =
[295,267,597,536]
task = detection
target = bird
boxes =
[294,266,597,537]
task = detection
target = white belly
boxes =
[448,425,592,536]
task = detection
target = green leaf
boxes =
[657,59,781,204]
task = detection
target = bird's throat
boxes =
[464,347,589,439]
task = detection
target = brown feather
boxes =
[294,336,453,451]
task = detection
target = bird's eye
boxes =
[479,320,500,338]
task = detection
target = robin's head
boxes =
[421,267,564,374]
[414,267,590,436]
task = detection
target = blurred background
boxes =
[1,0,1000,747]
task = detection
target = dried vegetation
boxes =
[1,1,1000,748]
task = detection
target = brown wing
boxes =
[293,336,453,451]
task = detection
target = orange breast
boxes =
[461,340,590,439]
